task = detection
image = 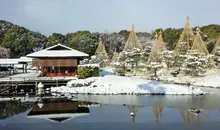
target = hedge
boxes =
[77,65,100,79]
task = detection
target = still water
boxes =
[0,94,220,130]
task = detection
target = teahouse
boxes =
[26,44,88,77]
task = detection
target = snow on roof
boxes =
[0,57,33,65]
[18,57,32,63]
[26,44,89,58]
[0,59,19,65]
[78,64,100,68]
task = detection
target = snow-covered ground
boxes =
[192,75,220,88]
[158,69,220,88]
[51,75,205,95]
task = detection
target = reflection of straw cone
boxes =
[99,104,102,110]
[179,108,210,123]
[127,105,139,123]
[159,107,163,117]
[153,106,163,122]
[130,112,135,123]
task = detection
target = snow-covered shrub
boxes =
[162,50,175,69]
[77,64,100,79]
[118,48,148,69]
[89,55,109,67]
[80,58,89,65]
[212,47,220,67]
[114,68,126,76]
[146,62,163,78]
[182,50,209,76]
[140,46,151,63]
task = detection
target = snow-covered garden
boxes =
[51,20,220,96]
[51,75,205,95]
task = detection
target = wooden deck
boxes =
[0,72,77,96]
[0,72,77,82]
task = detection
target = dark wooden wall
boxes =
[32,58,77,67]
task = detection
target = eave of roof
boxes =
[26,44,89,58]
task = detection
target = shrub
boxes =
[77,64,100,79]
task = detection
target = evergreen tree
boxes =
[182,50,209,76]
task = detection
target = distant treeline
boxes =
[0,20,219,58]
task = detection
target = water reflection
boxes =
[27,98,90,123]
[179,108,210,123]
[152,106,163,122]
[0,95,220,126]
[0,101,32,119]
[127,105,140,123]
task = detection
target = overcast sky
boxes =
[0,0,219,35]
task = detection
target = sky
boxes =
[0,0,219,36]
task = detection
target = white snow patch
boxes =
[67,77,99,87]
[193,75,220,88]
[78,64,99,68]
[51,75,205,95]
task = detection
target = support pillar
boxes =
[22,64,25,73]
[35,82,38,95]
[15,84,18,96]
[10,64,12,75]
[25,64,27,73]
[56,80,58,87]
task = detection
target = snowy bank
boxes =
[51,75,205,95]
[192,75,220,88]
[158,70,220,89]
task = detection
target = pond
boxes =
[0,94,220,130]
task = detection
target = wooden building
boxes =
[26,44,88,77]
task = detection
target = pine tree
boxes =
[110,49,120,67]
[118,24,142,70]
[162,50,174,69]
[191,27,209,56]
[147,31,166,65]
[174,16,195,55]
[211,36,220,66]
[92,38,109,67]
[182,50,209,76]
[95,38,108,58]
[173,17,195,70]
[146,32,165,78]
[181,27,214,76]
[123,24,142,52]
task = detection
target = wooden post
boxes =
[56,80,58,87]
[22,64,24,73]
[35,82,38,95]
[15,84,18,96]
[50,66,51,76]
[25,64,27,73]
[10,64,12,75]
[12,64,14,75]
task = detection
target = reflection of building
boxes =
[27,98,90,123]
[179,108,210,123]
[27,44,88,77]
